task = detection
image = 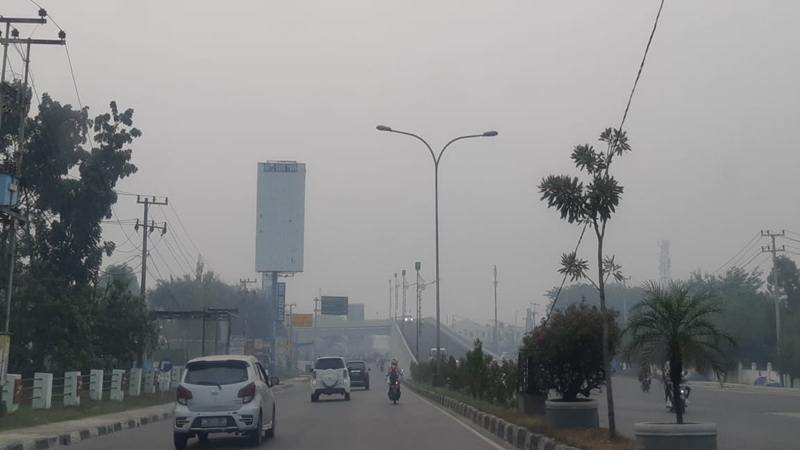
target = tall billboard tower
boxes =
[255,161,306,366]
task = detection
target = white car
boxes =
[310,356,351,402]
[173,355,277,449]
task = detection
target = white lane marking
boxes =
[408,389,510,450]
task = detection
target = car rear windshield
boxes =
[314,358,345,370]
[185,360,249,385]
[347,362,366,370]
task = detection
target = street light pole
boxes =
[376,125,498,385]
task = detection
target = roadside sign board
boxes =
[290,313,313,328]
[321,296,348,316]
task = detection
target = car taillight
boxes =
[176,385,192,406]
[238,382,256,404]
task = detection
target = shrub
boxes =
[522,303,619,401]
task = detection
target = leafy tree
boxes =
[686,268,773,368]
[625,282,733,424]
[0,82,148,374]
[464,339,491,399]
[522,303,619,402]
[768,255,800,314]
[99,263,140,296]
[538,127,630,435]
[546,282,645,326]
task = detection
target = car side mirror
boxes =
[270,376,280,386]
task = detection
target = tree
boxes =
[522,304,619,402]
[538,127,630,435]
[99,263,140,296]
[464,339,491,399]
[625,281,733,424]
[0,84,148,374]
[686,268,773,369]
[768,255,800,314]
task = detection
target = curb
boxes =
[0,411,172,450]
[405,382,583,450]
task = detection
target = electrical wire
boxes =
[168,203,202,257]
[712,232,762,274]
[63,44,82,108]
[151,207,194,271]
[545,222,589,320]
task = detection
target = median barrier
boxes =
[504,423,516,444]
[496,418,507,438]
[2,374,21,413]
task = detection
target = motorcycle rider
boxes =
[387,358,404,383]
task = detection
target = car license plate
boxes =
[201,417,227,428]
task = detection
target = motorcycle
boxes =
[666,385,690,412]
[388,378,401,404]
[641,377,651,393]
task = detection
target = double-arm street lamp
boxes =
[376,125,498,384]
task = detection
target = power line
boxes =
[618,0,666,131]
[152,207,194,271]
[713,232,761,274]
[168,203,202,257]
[546,222,589,319]
[63,44,81,108]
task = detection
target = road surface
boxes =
[68,373,511,450]
[597,375,800,450]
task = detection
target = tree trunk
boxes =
[671,351,684,424]
[597,228,616,438]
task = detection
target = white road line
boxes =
[408,388,511,450]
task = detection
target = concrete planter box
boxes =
[634,422,717,450]
[545,399,599,429]
[518,392,547,414]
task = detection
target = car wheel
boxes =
[365,382,370,391]
[197,432,209,444]
[311,393,318,402]
[265,406,276,439]
[247,412,263,446]
[345,392,351,401]
[173,433,188,450]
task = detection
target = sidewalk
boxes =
[0,403,173,450]
[0,376,302,450]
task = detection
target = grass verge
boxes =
[409,382,633,450]
[0,393,171,432]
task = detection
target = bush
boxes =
[411,339,517,408]
[521,304,619,401]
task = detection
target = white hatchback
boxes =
[173,355,277,449]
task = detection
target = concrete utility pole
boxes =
[312,296,319,359]
[135,196,168,299]
[761,229,786,354]
[493,265,498,352]
[1,15,65,363]
[415,261,422,358]
[394,273,399,322]
[388,279,392,320]
[286,303,296,370]
[401,270,407,331]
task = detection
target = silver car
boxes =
[173,355,277,449]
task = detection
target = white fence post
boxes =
[128,368,142,397]
[143,369,156,394]
[63,371,81,406]
[159,370,172,392]
[89,369,104,401]
[110,369,125,401]
[32,372,53,409]
[2,374,21,413]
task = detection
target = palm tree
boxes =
[625,281,733,424]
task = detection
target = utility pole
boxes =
[388,279,392,320]
[401,270,407,331]
[761,229,786,355]
[394,273,399,322]
[1,15,65,388]
[493,265,498,352]
[135,196,168,299]
[415,261,422,358]
[312,296,319,359]
[239,278,257,290]
[286,303,296,371]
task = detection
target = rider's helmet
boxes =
[391,358,398,367]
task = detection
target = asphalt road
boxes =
[67,373,511,450]
[597,375,800,450]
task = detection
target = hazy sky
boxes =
[4,0,800,325]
